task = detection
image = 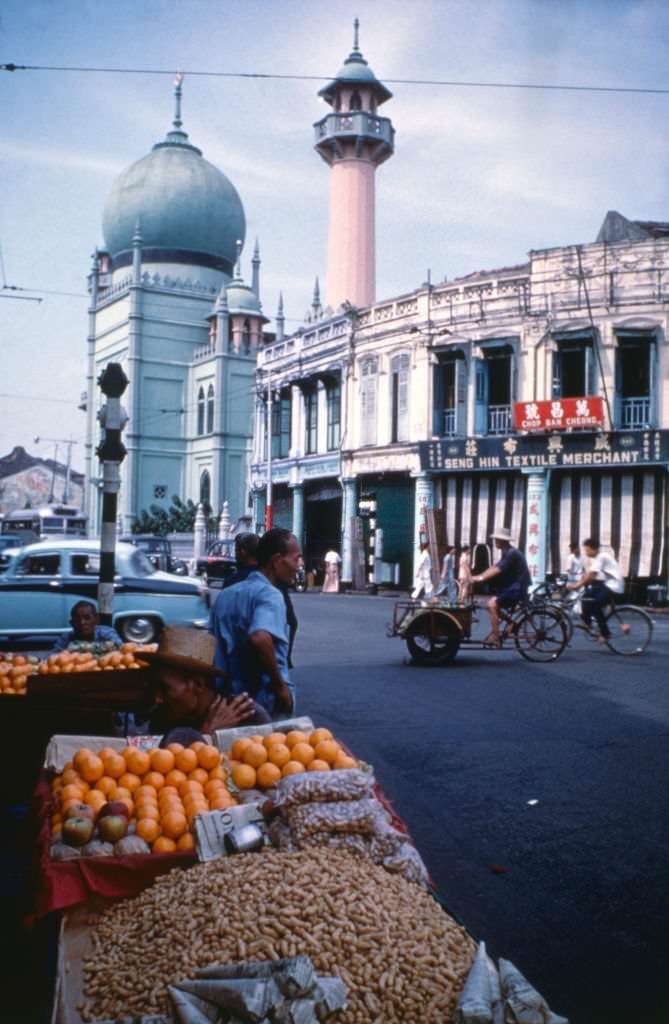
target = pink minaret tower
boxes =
[314,20,395,311]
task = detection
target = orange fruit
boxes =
[204,779,226,798]
[73,749,94,773]
[175,748,198,774]
[136,818,161,844]
[61,783,86,803]
[51,813,62,828]
[313,740,340,765]
[256,762,282,788]
[230,737,252,761]
[124,749,150,777]
[242,742,267,768]
[118,772,142,794]
[285,730,308,749]
[135,802,160,821]
[98,746,117,759]
[152,836,177,854]
[112,786,132,801]
[166,742,184,756]
[102,753,126,780]
[189,740,206,752]
[160,810,188,840]
[209,792,235,810]
[179,780,203,798]
[158,785,179,801]
[176,832,195,852]
[291,742,316,767]
[188,767,209,786]
[116,796,134,816]
[196,744,221,771]
[263,732,288,748]
[60,768,81,787]
[142,771,166,791]
[165,769,187,789]
[94,776,117,797]
[334,752,358,769]
[309,728,334,747]
[231,763,256,790]
[79,754,104,783]
[84,790,106,812]
[135,785,158,802]
[208,765,227,782]
[282,760,306,777]
[267,743,291,769]
[62,761,74,773]
[149,748,174,774]
[308,759,331,772]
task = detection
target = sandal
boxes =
[482,637,503,650]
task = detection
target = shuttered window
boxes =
[390,352,410,442]
[360,358,378,446]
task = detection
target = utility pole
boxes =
[265,367,273,530]
[34,436,78,504]
[96,364,129,626]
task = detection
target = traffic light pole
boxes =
[97,363,128,626]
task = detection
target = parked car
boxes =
[0,539,209,643]
[0,538,21,574]
[121,534,189,575]
[195,539,236,586]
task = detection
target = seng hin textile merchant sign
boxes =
[419,431,669,473]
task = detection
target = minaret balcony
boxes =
[314,111,394,163]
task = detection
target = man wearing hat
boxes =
[143,627,269,746]
[472,527,531,648]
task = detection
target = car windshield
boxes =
[128,548,158,578]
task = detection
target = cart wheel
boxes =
[406,611,461,666]
[604,605,653,655]
[514,607,567,662]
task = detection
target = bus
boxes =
[0,505,88,544]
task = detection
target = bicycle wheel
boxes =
[530,600,574,644]
[406,611,461,666]
[514,607,568,662]
[604,605,653,655]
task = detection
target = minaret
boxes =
[314,19,394,311]
[252,238,261,298]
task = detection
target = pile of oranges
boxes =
[37,642,155,675]
[51,741,238,855]
[229,728,358,791]
[0,655,39,695]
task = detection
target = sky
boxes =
[2,0,669,473]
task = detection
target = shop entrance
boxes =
[304,483,342,581]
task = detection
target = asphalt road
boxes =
[290,592,669,1024]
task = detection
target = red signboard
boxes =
[513,397,605,432]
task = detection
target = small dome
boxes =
[225,282,263,316]
[102,96,245,271]
[318,25,392,106]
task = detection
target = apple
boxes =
[98,800,130,821]
[97,815,128,844]
[62,816,95,847]
[63,802,95,822]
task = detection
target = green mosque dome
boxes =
[102,83,245,273]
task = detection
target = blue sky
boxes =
[2,0,668,471]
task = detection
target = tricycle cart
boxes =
[388,598,568,665]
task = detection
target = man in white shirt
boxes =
[566,538,625,641]
[411,541,434,601]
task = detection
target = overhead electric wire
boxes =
[2,61,669,96]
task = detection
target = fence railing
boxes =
[620,396,651,430]
[488,405,512,435]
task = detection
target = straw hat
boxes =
[141,626,223,679]
[490,526,513,543]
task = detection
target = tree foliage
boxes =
[132,495,216,535]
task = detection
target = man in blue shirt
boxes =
[51,600,122,652]
[210,528,301,719]
[472,527,531,648]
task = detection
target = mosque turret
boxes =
[276,292,285,341]
[252,238,261,298]
[314,19,394,310]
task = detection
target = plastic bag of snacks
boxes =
[287,798,379,840]
[273,769,374,809]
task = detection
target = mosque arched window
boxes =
[350,90,362,112]
[242,319,251,354]
[199,470,211,510]
[196,387,205,436]
[206,384,215,433]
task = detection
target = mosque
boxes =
[83,75,267,532]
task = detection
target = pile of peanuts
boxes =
[80,848,476,1023]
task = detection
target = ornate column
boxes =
[523,470,549,586]
[340,476,357,585]
[412,472,434,577]
[291,483,305,548]
[251,488,264,535]
[193,503,207,561]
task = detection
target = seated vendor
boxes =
[144,643,271,747]
[51,600,122,652]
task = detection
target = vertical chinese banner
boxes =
[524,473,545,584]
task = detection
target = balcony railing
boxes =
[620,396,651,430]
[442,408,457,436]
[488,405,512,435]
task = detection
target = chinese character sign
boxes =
[514,397,604,432]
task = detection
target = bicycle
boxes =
[530,577,653,655]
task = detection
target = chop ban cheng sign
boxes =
[514,397,604,432]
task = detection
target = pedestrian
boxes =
[436,546,457,603]
[411,540,434,601]
[565,541,585,586]
[210,527,301,719]
[50,600,122,653]
[566,538,625,643]
[457,544,473,605]
[322,549,341,593]
[472,527,531,648]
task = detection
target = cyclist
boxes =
[566,538,625,643]
[472,527,531,648]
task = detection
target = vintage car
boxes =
[0,539,209,643]
[120,534,188,575]
[195,539,236,586]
